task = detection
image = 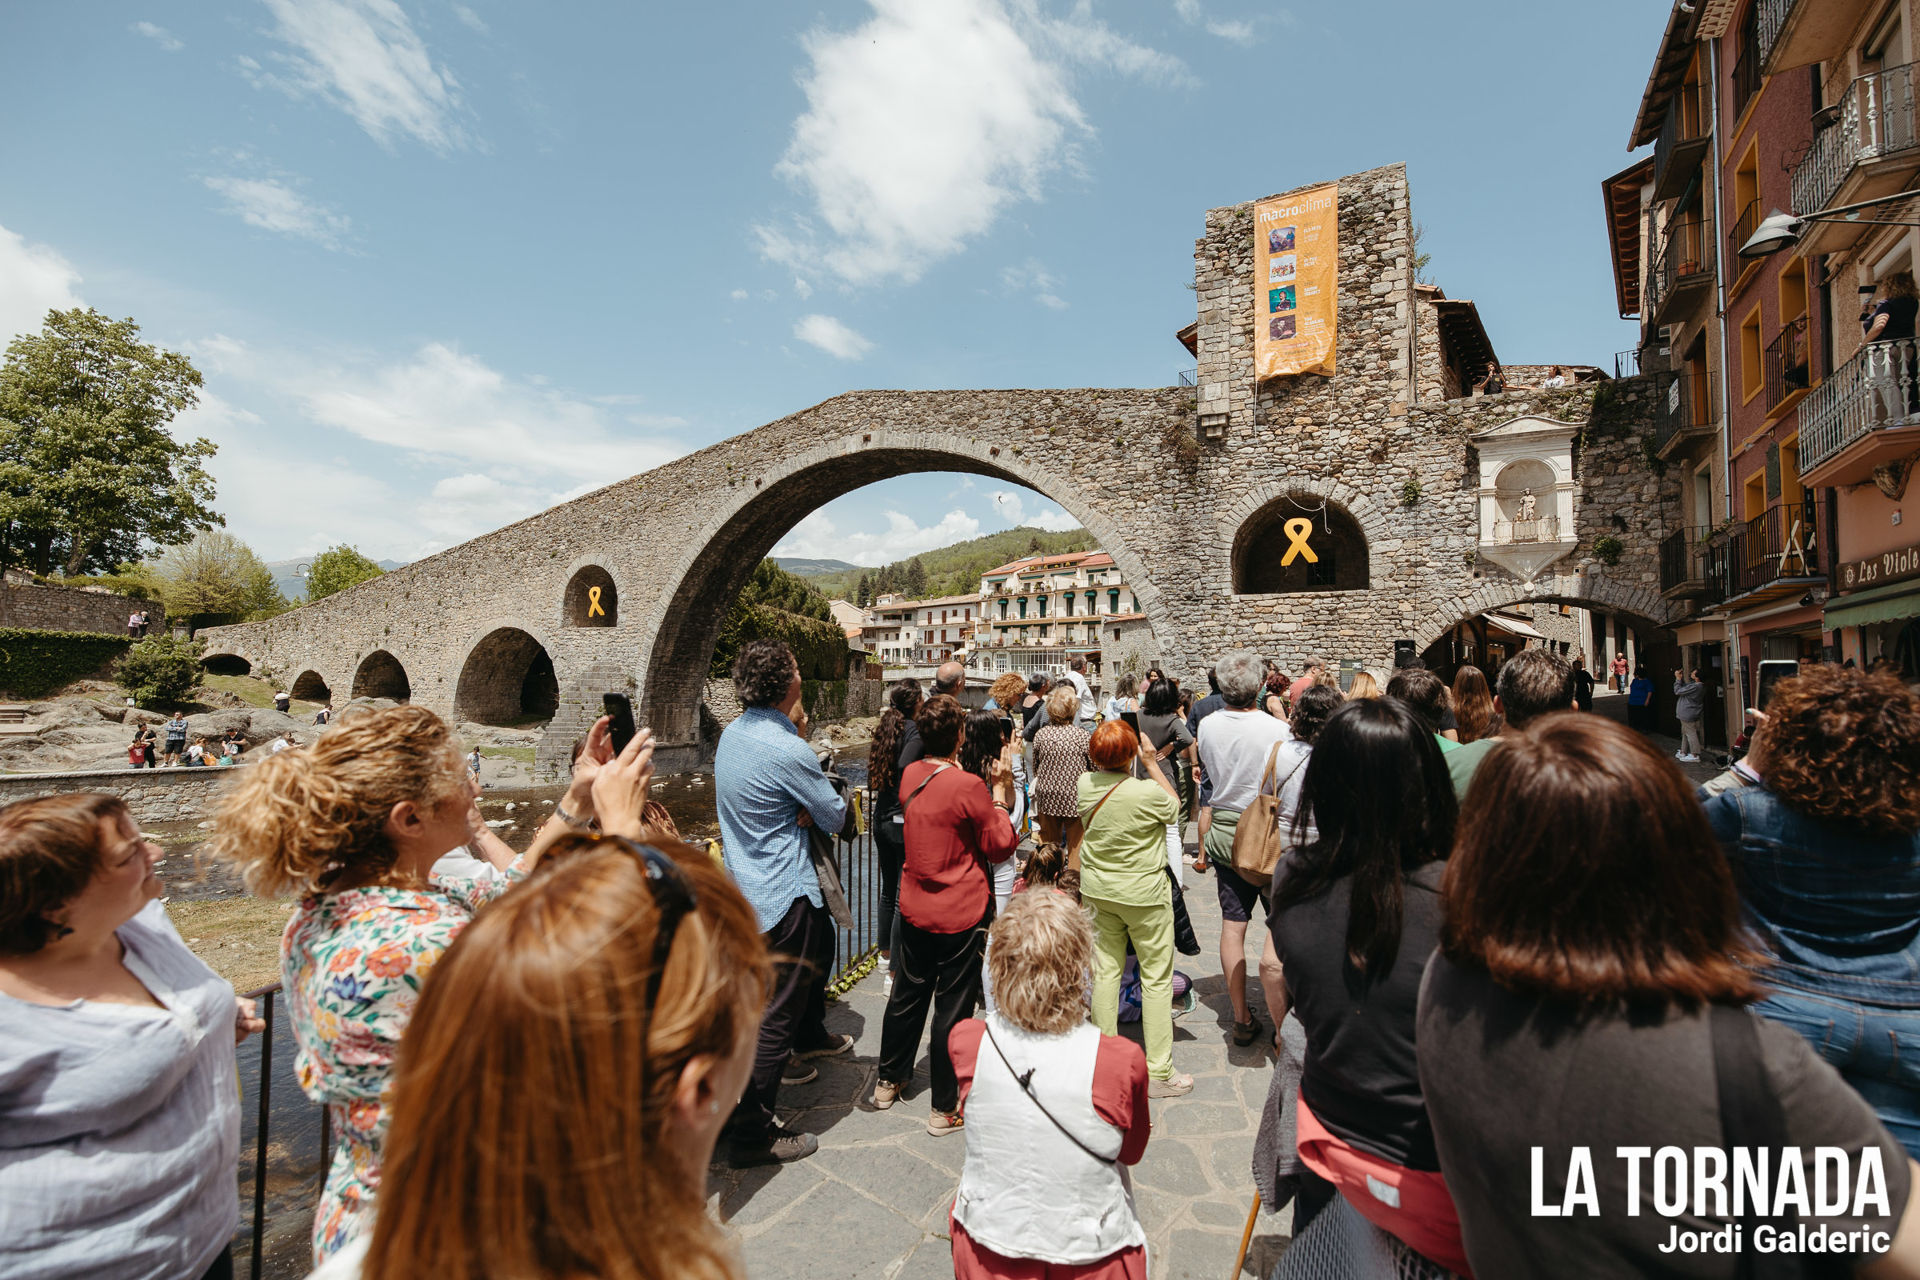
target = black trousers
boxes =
[727,896,834,1144]
[878,910,989,1113]
[875,822,905,959]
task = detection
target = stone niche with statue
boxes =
[1471,416,1580,583]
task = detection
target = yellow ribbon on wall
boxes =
[587,585,606,617]
[1280,517,1319,566]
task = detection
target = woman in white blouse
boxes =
[0,793,262,1280]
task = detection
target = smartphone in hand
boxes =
[1121,710,1140,733]
[602,693,637,756]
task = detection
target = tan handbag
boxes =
[1228,740,1305,887]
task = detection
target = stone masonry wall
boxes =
[202,162,1682,780]
[0,583,165,635]
[0,764,236,824]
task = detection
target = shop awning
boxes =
[1825,579,1920,630]
[1484,613,1548,641]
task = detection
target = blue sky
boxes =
[0,0,1667,567]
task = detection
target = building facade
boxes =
[858,593,979,667]
[973,552,1140,677]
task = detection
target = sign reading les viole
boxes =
[1254,183,1338,379]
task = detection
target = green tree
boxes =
[154,530,288,627]
[737,559,832,621]
[307,544,386,601]
[114,634,203,708]
[855,572,872,608]
[0,309,221,576]
[905,556,928,597]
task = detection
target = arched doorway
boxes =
[200,653,251,676]
[290,670,331,701]
[1232,494,1370,593]
[638,444,1164,757]
[352,650,412,702]
[454,627,559,726]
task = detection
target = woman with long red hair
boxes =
[310,831,770,1280]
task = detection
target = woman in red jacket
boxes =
[873,695,1018,1135]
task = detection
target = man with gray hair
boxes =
[1195,648,1291,1047]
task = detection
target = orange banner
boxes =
[1253,183,1338,379]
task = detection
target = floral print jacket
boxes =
[282,872,516,1262]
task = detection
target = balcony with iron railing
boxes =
[1654,370,1716,458]
[1792,63,1920,252]
[1732,36,1763,124]
[1646,216,1712,328]
[1764,316,1812,416]
[1728,199,1762,288]
[1760,0,1877,79]
[1800,336,1920,485]
[1659,526,1729,603]
[1653,78,1713,202]
[1726,494,1826,603]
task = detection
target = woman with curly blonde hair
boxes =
[947,889,1152,1279]
[211,703,659,1262]
[1703,664,1920,1156]
[310,833,769,1280]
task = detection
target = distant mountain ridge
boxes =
[265,556,406,602]
[770,556,864,577]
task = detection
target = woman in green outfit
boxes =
[1078,719,1194,1097]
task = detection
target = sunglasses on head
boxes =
[571,834,698,1009]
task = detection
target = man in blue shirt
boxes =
[716,639,849,1166]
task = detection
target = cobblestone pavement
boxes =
[707,839,1292,1280]
[705,699,1723,1279]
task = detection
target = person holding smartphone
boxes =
[713,639,850,1167]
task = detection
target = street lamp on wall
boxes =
[1739,191,1920,260]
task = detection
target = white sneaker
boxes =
[882,973,893,997]
[1679,754,1699,763]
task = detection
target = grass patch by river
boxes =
[167,895,291,993]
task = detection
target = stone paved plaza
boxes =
[702,697,1720,1280]
[705,837,1294,1280]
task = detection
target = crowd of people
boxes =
[6,630,1920,1279]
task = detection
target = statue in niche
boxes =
[1516,489,1539,523]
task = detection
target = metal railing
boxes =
[1729,199,1761,274]
[1654,370,1715,453]
[1756,0,1794,72]
[1793,63,1919,217]
[1733,35,1763,122]
[234,981,331,1280]
[1659,526,1730,602]
[1614,348,1641,379]
[1490,516,1561,544]
[1654,77,1712,195]
[1177,367,1197,387]
[1764,316,1812,411]
[1801,337,1920,472]
[1728,495,1826,598]
[1646,216,1710,323]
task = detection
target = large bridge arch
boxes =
[1411,570,1680,653]
[635,430,1173,751]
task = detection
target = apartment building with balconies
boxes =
[1767,0,1920,673]
[973,551,1138,677]
[1608,0,1738,741]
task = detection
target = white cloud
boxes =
[1172,0,1258,44]
[0,224,84,347]
[450,3,488,35]
[793,314,874,360]
[133,21,184,51]
[757,0,1185,287]
[251,0,471,152]
[204,175,353,249]
[1001,258,1067,309]
[189,336,686,487]
[988,488,1079,531]
[774,507,982,563]
[729,288,749,300]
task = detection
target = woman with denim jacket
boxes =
[1702,665,1920,1157]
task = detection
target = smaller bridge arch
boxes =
[200,652,253,676]
[454,625,559,726]
[352,650,412,702]
[290,669,332,702]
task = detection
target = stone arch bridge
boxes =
[201,164,1683,779]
